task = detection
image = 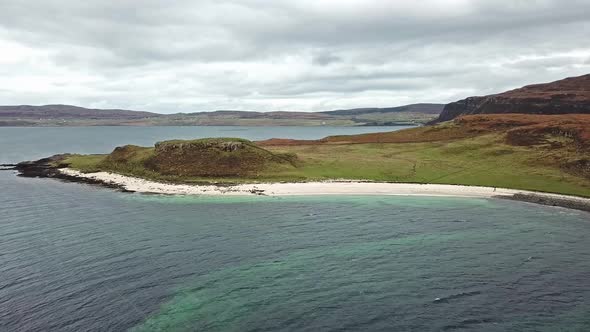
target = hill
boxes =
[0,104,160,119]
[321,103,444,116]
[432,74,590,123]
[257,114,590,196]
[260,113,590,147]
[62,138,297,180]
[0,103,442,127]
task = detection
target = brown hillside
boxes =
[259,114,590,148]
[434,74,590,123]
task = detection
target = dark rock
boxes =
[14,154,133,192]
[0,163,17,170]
[499,193,590,213]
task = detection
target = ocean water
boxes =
[1,126,589,331]
[0,126,410,164]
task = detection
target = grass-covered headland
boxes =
[65,138,298,183]
[61,114,590,197]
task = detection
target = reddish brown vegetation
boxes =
[258,114,590,149]
[257,138,323,146]
[258,124,479,146]
[500,74,590,101]
[455,114,590,148]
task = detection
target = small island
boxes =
[12,113,590,212]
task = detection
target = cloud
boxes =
[312,53,342,66]
[0,0,589,112]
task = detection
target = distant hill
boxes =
[0,104,160,120]
[322,103,444,116]
[0,103,443,126]
[432,74,590,123]
[183,110,335,120]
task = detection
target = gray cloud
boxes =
[312,53,342,66]
[0,0,589,112]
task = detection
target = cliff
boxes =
[433,74,590,123]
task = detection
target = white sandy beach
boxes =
[59,168,590,206]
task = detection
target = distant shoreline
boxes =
[48,168,590,213]
[0,123,417,128]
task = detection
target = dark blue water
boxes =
[1,127,589,331]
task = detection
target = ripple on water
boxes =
[1,170,590,331]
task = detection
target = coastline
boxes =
[7,155,590,212]
[53,168,590,212]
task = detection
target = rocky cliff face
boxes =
[433,74,590,123]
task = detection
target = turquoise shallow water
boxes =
[1,127,590,331]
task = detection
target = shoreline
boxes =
[8,156,590,212]
[53,168,590,213]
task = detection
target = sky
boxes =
[0,0,589,113]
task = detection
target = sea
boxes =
[1,126,589,331]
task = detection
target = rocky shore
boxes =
[502,193,590,213]
[7,155,590,213]
[7,154,134,192]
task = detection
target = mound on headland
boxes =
[72,138,298,180]
[146,138,297,177]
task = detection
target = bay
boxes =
[1,126,589,331]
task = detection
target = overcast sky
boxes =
[0,0,589,113]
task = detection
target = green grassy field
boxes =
[62,130,590,197]
[265,135,590,197]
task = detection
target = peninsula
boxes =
[10,74,590,211]
[11,113,590,210]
